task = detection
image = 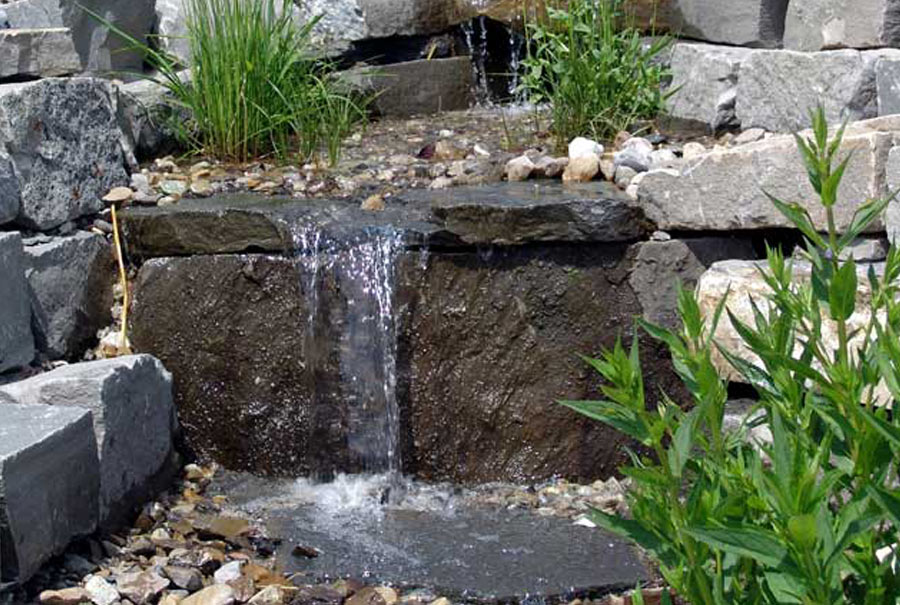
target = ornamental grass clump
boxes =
[519,0,670,148]
[564,107,900,604]
[91,0,366,164]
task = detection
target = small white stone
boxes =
[473,143,490,157]
[214,560,243,584]
[734,127,766,145]
[505,155,535,182]
[682,141,707,161]
[568,137,604,160]
[85,576,119,605]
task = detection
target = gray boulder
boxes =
[876,54,900,117]
[784,0,900,51]
[665,43,751,131]
[22,232,114,361]
[628,238,757,330]
[0,78,131,231]
[736,48,900,132]
[0,356,177,528]
[0,232,34,374]
[0,403,99,583]
[0,28,80,80]
[636,118,894,232]
[884,145,900,244]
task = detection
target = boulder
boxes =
[0,356,178,527]
[0,28,80,80]
[0,404,99,583]
[341,57,474,117]
[636,120,892,232]
[696,260,885,397]
[665,43,751,131]
[876,54,900,118]
[359,0,466,39]
[623,0,788,47]
[627,238,757,330]
[884,145,900,244]
[114,78,184,161]
[0,78,130,231]
[3,0,62,29]
[0,232,34,374]
[22,232,113,361]
[735,48,900,132]
[783,0,900,51]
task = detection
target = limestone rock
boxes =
[784,0,900,51]
[22,232,114,360]
[665,43,751,130]
[0,355,177,527]
[0,28,79,79]
[0,404,99,583]
[84,575,120,605]
[61,0,155,72]
[505,155,535,182]
[697,260,887,397]
[117,570,170,604]
[562,155,600,183]
[0,232,34,373]
[0,78,130,230]
[181,584,236,605]
[736,48,900,132]
[568,137,604,160]
[637,120,892,232]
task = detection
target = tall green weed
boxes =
[87,0,366,163]
[565,107,900,604]
[519,0,670,147]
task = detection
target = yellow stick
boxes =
[110,204,130,353]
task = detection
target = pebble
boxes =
[734,127,766,145]
[532,156,568,179]
[248,585,285,604]
[117,569,171,603]
[433,140,466,161]
[562,155,600,183]
[682,141,706,161]
[429,176,453,190]
[165,565,204,591]
[613,137,653,172]
[84,575,120,605]
[568,136,604,160]
[649,149,679,169]
[505,155,535,182]
[38,587,89,605]
[102,186,134,204]
[213,560,244,584]
[181,584,236,605]
[361,194,386,211]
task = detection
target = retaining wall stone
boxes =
[0,78,130,231]
[0,28,79,80]
[0,356,177,528]
[0,403,99,584]
[0,232,34,374]
[636,118,893,232]
[22,232,114,361]
[784,0,900,51]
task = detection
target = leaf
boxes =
[828,259,858,322]
[668,409,696,479]
[787,514,817,550]
[685,525,788,567]
[869,486,900,527]
[589,508,676,567]
[837,194,893,250]
[764,194,827,250]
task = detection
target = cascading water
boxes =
[460,15,527,106]
[290,222,405,480]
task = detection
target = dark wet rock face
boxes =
[126,186,750,480]
[395,246,683,483]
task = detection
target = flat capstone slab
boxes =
[214,473,648,602]
[0,403,99,583]
[120,182,645,258]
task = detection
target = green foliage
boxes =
[519,0,670,148]
[563,106,900,604]
[85,0,366,163]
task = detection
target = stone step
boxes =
[0,27,79,79]
[120,182,645,258]
[0,403,99,584]
[0,356,178,528]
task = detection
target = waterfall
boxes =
[460,15,527,106]
[290,223,404,476]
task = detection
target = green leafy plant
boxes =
[519,0,670,148]
[85,0,367,163]
[563,107,900,604]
